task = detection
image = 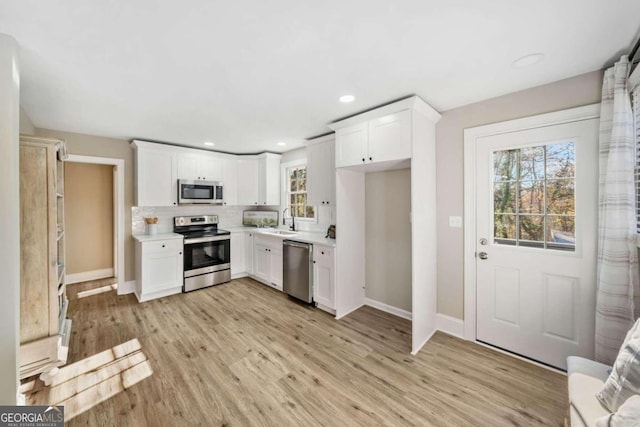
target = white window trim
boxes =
[280,159,318,224]
[630,65,640,246]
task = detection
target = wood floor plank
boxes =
[35,276,567,426]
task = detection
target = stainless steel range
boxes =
[174,215,231,292]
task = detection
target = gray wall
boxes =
[365,169,412,312]
[435,70,604,319]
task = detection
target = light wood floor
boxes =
[48,277,567,425]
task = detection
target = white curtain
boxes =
[596,55,640,365]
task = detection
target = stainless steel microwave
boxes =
[178,180,223,204]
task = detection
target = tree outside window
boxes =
[287,166,315,219]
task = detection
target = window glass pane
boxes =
[290,179,298,192]
[494,150,517,182]
[290,194,296,205]
[494,214,516,241]
[494,182,516,213]
[290,169,298,180]
[546,179,575,215]
[298,178,306,191]
[519,146,545,181]
[306,206,315,218]
[546,143,575,178]
[519,180,544,214]
[519,215,544,244]
[546,216,575,249]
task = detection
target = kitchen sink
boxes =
[267,230,298,236]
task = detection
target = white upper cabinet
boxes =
[133,141,177,207]
[237,158,259,206]
[368,110,411,163]
[258,153,281,206]
[222,157,238,206]
[307,135,336,206]
[177,152,222,181]
[335,122,368,168]
[333,109,412,168]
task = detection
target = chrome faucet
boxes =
[282,207,295,231]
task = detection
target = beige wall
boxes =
[65,163,114,275]
[281,146,306,163]
[365,169,412,312]
[19,107,35,135]
[35,128,135,281]
[436,70,604,319]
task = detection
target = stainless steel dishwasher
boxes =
[283,240,313,303]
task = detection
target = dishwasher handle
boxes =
[283,240,311,250]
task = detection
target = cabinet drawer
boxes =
[254,234,282,250]
[143,239,183,254]
[313,245,333,262]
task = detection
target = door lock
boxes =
[478,252,488,260]
[479,238,488,245]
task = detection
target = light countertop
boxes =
[226,226,336,247]
[133,233,184,243]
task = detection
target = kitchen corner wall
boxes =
[435,69,604,320]
[132,205,247,234]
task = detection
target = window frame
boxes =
[280,159,317,223]
[631,64,640,245]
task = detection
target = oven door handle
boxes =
[184,235,230,244]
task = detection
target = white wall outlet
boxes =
[449,216,463,228]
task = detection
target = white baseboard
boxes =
[118,280,135,295]
[411,328,437,355]
[67,268,114,284]
[436,313,465,339]
[364,298,412,320]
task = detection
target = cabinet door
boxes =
[230,232,245,276]
[367,110,411,164]
[143,249,183,293]
[258,155,281,206]
[335,122,367,168]
[199,155,223,182]
[237,158,259,206]
[222,158,238,206]
[313,246,335,309]
[245,232,254,274]
[306,141,325,206]
[137,148,177,206]
[325,140,336,205]
[254,244,271,282]
[177,153,201,180]
[271,250,283,290]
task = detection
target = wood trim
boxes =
[462,103,601,341]
[364,298,412,320]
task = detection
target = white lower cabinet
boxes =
[135,237,184,302]
[245,232,254,275]
[230,232,246,278]
[313,244,335,312]
[252,235,283,290]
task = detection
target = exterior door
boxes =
[475,118,598,370]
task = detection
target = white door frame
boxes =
[462,104,601,341]
[65,154,126,295]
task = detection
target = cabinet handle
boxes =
[179,252,182,255]
[362,158,365,163]
[173,202,177,205]
[369,157,372,161]
[162,244,165,248]
[321,251,324,255]
[313,260,316,264]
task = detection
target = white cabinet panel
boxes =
[313,245,335,310]
[177,153,200,180]
[254,244,271,283]
[271,250,283,289]
[237,158,259,206]
[222,158,238,206]
[230,232,245,276]
[335,122,368,168]
[368,110,411,163]
[307,137,335,206]
[245,232,254,274]
[177,152,223,181]
[258,154,281,206]
[199,155,223,181]
[135,147,177,207]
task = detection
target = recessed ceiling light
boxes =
[203,141,215,146]
[277,142,287,146]
[511,53,545,68]
[339,94,355,103]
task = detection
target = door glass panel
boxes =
[492,141,575,251]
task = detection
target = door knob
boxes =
[479,238,488,245]
[478,252,488,260]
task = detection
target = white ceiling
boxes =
[1,1,639,153]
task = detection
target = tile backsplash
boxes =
[132,204,335,235]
